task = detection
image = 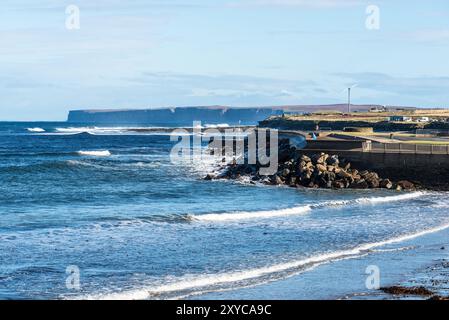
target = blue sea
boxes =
[1,122,449,300]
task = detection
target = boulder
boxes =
[327,155,339,166]
[359,170,369,177]
[332,180,345,189]
[204,174,215,180]
[281,168,291,177]
[337,169,352,179]
[288,176,297,186]
[367,178,380,188]
[380,179,393,189]
[316,163,327,173]
[350,179,369,189]
[397,180,415,190]
[301,155,311,162]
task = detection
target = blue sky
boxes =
[1,0,449,120]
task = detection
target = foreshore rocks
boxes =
[205,139,416,191]
[380,286,434,296]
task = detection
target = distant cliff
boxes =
[67,107,283,125]
[66,104,381,125]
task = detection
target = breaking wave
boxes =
[190,191,426,222]
[77,150,111,157]
[27,127,45,133]
[191,205,312,222]
[82,221,449,300]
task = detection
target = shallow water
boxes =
[0,122,448,300]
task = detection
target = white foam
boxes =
[204,123,230,129]
[192,205,311,222]
[55,127,170,135]
[355,191,425,204]
[77,150,111,157]
[27,127,45,132]
[190,191,426,222]
[83,221,449,300]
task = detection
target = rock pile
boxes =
[205,139,415,191]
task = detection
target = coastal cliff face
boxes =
[67,107,283,125]
[66,104,382,125]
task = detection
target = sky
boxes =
[0,0,449,121]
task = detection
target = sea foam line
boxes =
[27,127,45,132]
[191,191,425,222]
[77,150,111,157]
[191,205,312,222]
[84,220,449,300]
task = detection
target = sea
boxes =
[0,122,448,300]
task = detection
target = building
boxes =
[416,116,430,123]
[369,106,387,113]
[388,116,412,122]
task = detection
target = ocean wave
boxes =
[204,123,230,129]
[77,150,111,157]
[56,127,126,134]
[54,126,177,135]
[189,191,426,222]
[27,127,45,133]
[355,192,425,204]
[190,205,311,222]
[81,221,449,300]
[313,191,425,208]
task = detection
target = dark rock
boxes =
[281,168,291,177]
[367,177,380,188]
[397,180,415,190]
[204,174,215,180]
[350,179,369,189]
[332,180,345,189]
[326,155,339,166]
[428,295,449,300]
[380,179,393,189]
[288,176,297,186]
[381,286,434,296]
[271,175,283,185]
[337,169,352,179]
[359,170,369,177]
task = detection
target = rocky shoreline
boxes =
[378,259,449,300]
[205,139,416,191]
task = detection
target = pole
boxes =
[347,87,351,113]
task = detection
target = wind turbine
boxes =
[346,84,358,113]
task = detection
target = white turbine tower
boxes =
[347,84,358,113]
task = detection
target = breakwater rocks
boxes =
[205,141,416,191]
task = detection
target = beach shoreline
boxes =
[189,224,449,300]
